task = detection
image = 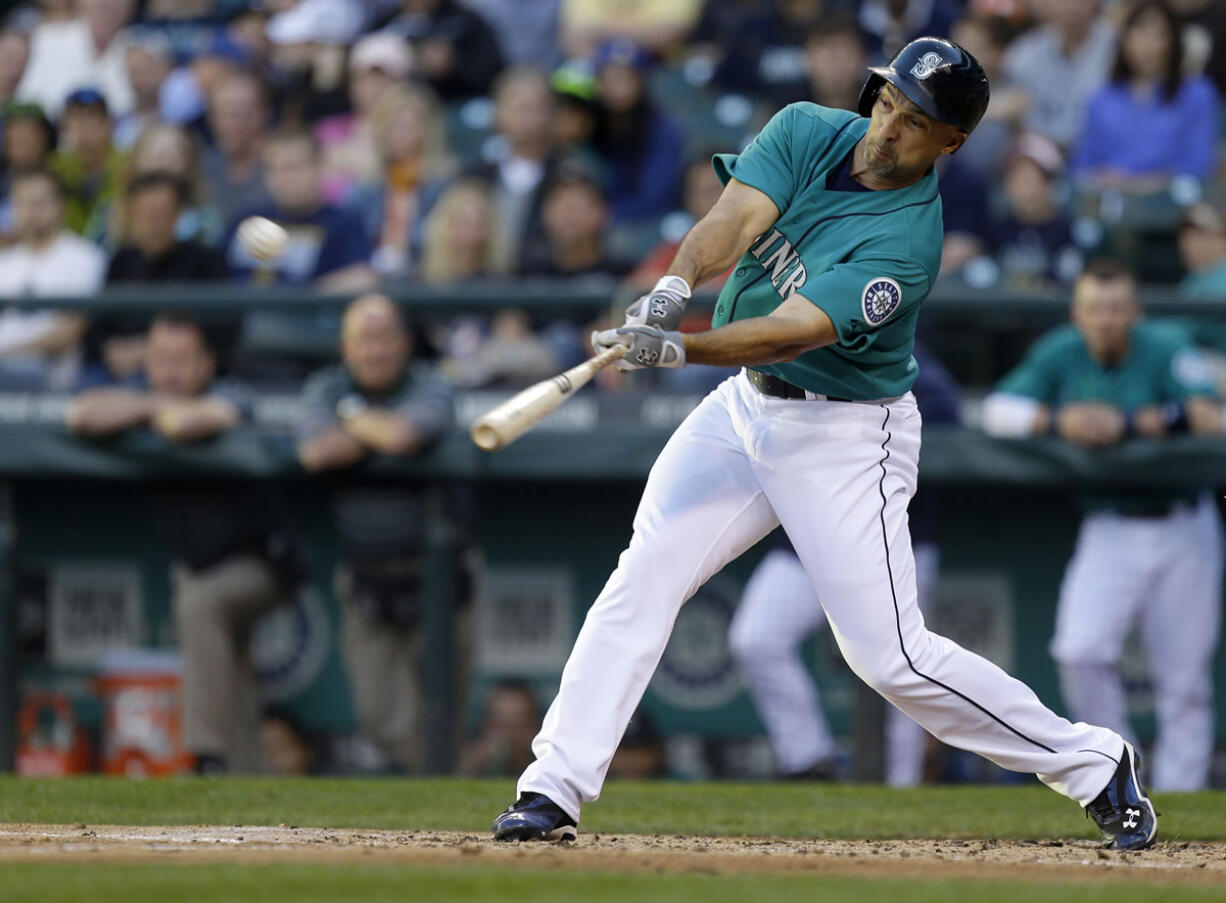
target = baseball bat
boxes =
[470,344,628,451]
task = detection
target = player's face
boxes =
[1072,277,1141,361]
[864,86,965,183]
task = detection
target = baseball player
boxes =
[729,342,959,785]
[493,39,1157,850]
[983,261,1225,792]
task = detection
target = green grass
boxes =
[0,777,1224,841]
[1,864,1223,903]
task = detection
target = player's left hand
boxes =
[592,326,686,371]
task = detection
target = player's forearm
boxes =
[684,316,834,367]
[668,206,759,290]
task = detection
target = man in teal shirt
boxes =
[494,38,1157,851]
[983,260,1225,792]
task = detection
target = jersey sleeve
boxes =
[711,105,807,214]
[1162,342,1217,402]
[994,331,1069,404]
[794,258,930,343]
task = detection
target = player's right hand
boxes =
[623,275,692,331]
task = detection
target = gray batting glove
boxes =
[623,275,692,331]
[591,325,686,371]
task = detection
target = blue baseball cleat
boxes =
[492,792,578,842]
[1085,742,1158,851]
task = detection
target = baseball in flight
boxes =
[237,216,289,262]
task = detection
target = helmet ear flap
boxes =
[857,72,885,119]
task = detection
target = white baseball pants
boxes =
[728,543,939,785]
[519,372,1123,821]
[1051,496,1223,791]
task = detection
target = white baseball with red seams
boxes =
[519,371,1124,822]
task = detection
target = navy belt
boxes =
[746,369,853,402]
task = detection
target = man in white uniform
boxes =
[493,39,1158,850]
[730,342,958,785]
[983,261,1225,791]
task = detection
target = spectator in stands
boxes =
[0,103,56,240]
[992,134,1083,289]
[561,0,703,59]
[297,293,464,773]
[550,68,600,159]
[356,82,454,278]
[261,709,315,776]
[108,172,227,284]
[120,123,220,246]
[91,172,228,384]
[0,170,104,389]
[157,33,247,133]
[225,128,376,291]
[378,0,504,100]
[467,66,561,266]
[49,88,125,242]
[202,72,273,232]
[982,260,1225,791]
[591,38,684,224]
[419,178,513,285]
[607,709,666,779]
[937,155,993,278]
[627,152,728,292]
[797,19,869,112]
[858,0,960,60]
[0,30,30,110]
[1173,0,1226,95]
[421,180,557,388]
[1002,0,1115,148]
[464,0,562,71]
[520,164,627,280]
[67,313,303,775]
[1072,0,1218,191]
[459,680,542,777]
[315,31,414,204]
[112,38,173,150]
[950,14,1026,179]
[17,0,135,118]
[1179,202,1226,298]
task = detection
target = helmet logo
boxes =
[910,51,944,80]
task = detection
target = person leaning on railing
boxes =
[65,312,305,775]
[297,292,472,774]
[982,259,1226,792]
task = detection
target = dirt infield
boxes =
[0,824,1223,886]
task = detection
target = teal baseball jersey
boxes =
[710,103,944,400]
[996,319,1218,512]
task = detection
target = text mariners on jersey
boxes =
[750,228,808,300]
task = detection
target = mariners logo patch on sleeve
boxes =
[861,277,902,326]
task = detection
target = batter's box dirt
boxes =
[0,825,1222,887]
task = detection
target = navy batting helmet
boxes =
[857,37,990,134]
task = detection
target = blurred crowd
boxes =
[0,0,1221,392]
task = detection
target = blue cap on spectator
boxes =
[63,87,109,115]
[199,32,249,66]
[592,38,653,72]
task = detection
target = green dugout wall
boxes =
[3,419,1225,775]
